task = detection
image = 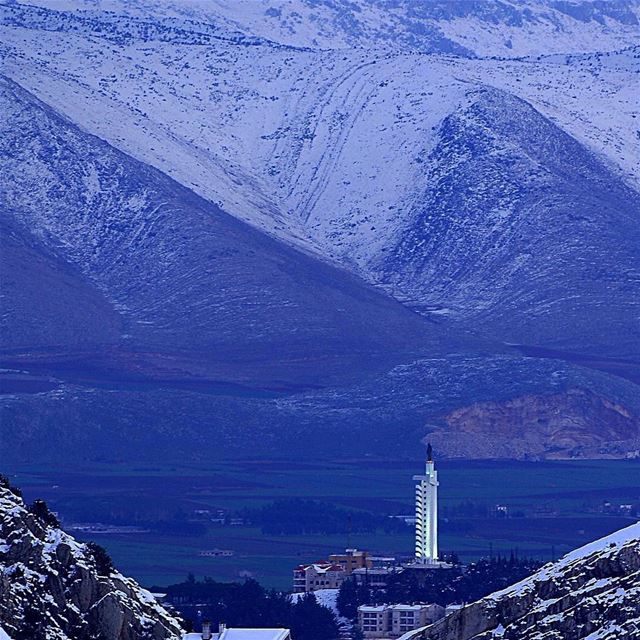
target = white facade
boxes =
[293,562,345,592]
[358,605,389,638]
[413,445,438,563]
[358,603,445,638]
[389,604,444,635]
[185,625,291,640]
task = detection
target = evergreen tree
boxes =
[337,578,359,619]
[290,593,339,640]
[356,580,371,607]
[351,625,365,640]
[28,499,60,527]
[87,542,114,576]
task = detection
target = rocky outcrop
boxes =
[0,478,183,640]
[403,521,640,640]
[429,388,640,459]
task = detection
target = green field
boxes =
[5,458,639,590]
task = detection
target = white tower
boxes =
[414,443,438,564]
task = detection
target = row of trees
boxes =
[159,577,339,640]
[337,554,542,618]
[245,498,530,537]
[243,499,407,535]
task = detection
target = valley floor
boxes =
[6,458,639,590]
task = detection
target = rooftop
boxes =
[219,630,290,640]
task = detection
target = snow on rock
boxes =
[2,1,639,357]
[403,522,640,640]
[31,0,639,57]
[0,73,436,378]
[1,0,639,464]
[0,478,184,639]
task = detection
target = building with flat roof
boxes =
[357,603,445,638]
[358,605,390,638]
[184,622,291,640]
[352,566,402,590]
[293,548,372,592]
[329,548,373,574]
[389,604,444,635]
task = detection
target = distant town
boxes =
[155,449,550,639]
[40,450,640,640]
[45,450,640,640]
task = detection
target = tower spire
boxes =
[414,443,439,564]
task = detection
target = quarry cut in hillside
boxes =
[428,388,640,460]
[1,0,639,465]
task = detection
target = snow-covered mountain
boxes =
[27,0,640,56]
[405,519,640,639]
[1,0,639,462]
[0,476,183,639]
[2,0,638,354]
[1,74,438,385]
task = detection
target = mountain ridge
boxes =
[1,73,444,384]
[1,0,639,462]
[404,519,640,639]
[0,478,184,639]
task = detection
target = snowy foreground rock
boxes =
[0,480,183,640]
[403,522,640,640]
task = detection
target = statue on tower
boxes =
[427,442,433,462]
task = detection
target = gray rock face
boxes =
[429,388,640,459]
[404,521,640,640]
[0,480,183,640]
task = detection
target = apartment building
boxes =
[358,606,389,638]
[292,562,345,593]
[357,603,445,638]
[328,548,373,574]
[293,549,370,592]
[390,604,444,634]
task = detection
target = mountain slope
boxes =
[0,0,639,463]
[373,87,640,354]
[0,214,122,351]
[0,477,183,639]
[59,0,640,56]
[405,521,640,640]
[2,2,638,358]
[2,352,639,464]
[0,74,441,386]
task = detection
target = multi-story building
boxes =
[292,562,345,593]
[352,566,401,590]
[358,606,390,638]
[328,548,373,574]
[357,603,445,639]
[293,549,371,592]
[414,443,438,564]
[190,622,292,640]
[389,604,444,635]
